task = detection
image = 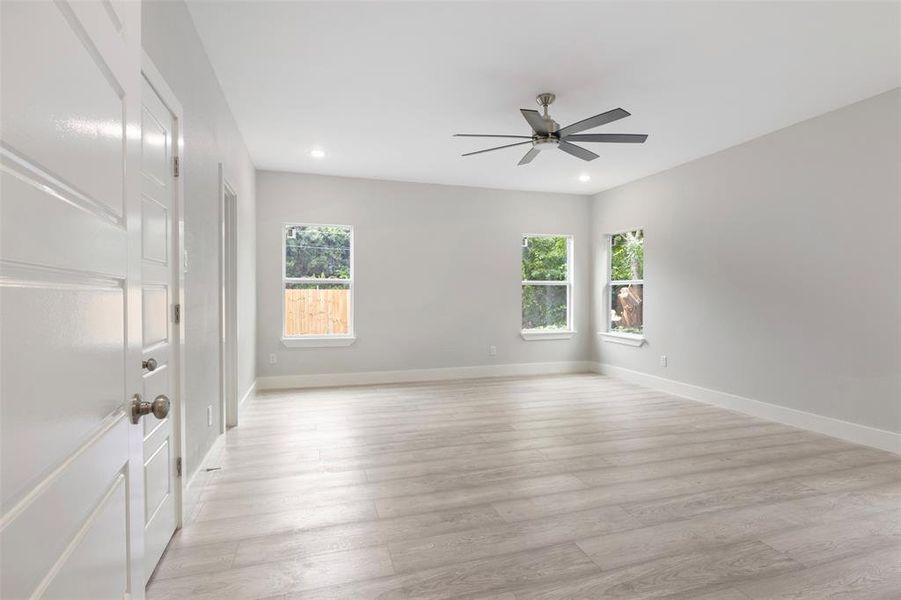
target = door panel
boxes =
[0,0,144,597]
[141,102,171,186]
[142,285,169,349]
[0,0,126,217]
[0,274,125,503]
[144,437,171,518]
[0,171,126,276]
[1,419,129,599]
[142,198,169,263]
[42,478,129,600]
[140,77,178,582]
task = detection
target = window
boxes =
[282,224,354,346]
[521,235,574,339]
[608,228,644,336]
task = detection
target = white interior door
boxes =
[140,77,179,582]
[0,1,147,598]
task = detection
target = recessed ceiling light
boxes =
[310,149,325,158]
[579,174,591,182]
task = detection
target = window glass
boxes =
[522,235,572,331]
[284,224,352,337]
[522,284,568,330]
[285,225,351,279]
[285,282,350,336]
[610,283,643,334]
[522,236,568,281]
[609,229,644,334]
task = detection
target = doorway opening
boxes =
[220,167,239,430]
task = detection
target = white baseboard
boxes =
[184,433,224,491]
[180,428,227,526]
[593,363,900,455]
[257,361,595,391]
[238,380,256,407]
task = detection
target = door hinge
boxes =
[176,457,182,477]
[173,156,180,178]
[173,303,181,325]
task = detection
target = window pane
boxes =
[610,283,643,334]
[522,284,568,330]
[522,236,568,281]
[285,282,350,336]
[285,225,351,279]
[611,229,643,280]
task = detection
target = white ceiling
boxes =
[187,1,900,195]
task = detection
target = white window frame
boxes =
[281,222,356,348]
[520,234,575,341]
[599,227,645,347]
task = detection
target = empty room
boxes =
[1,0,899,598]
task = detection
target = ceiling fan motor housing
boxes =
[532,136,559,149]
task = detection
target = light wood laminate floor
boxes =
[147,374,901,599]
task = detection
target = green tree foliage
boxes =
[285,225,350,279]
[522,285,567,330]
[521,236,567,280]
[611,229,643,281]
[522,236,568,329]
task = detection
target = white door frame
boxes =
[219,166,239,430]
[140,51,187,528]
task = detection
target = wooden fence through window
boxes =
[284,288,349,335]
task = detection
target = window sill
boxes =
[521,330,576,341]
[598,332,646,347]
[282,336,356,348]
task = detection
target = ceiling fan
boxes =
[454,93,647,165]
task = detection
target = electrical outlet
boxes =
[207,405,213,426]
[489,345,497,356]
[659,355,668,367]
[269,353,277,364]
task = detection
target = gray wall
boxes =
[256,172,591,377]
[590,89,901,433]
[143,0,257,478]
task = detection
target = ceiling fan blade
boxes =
[520,109,549,135]
[454,134,533,139]
[558,141,599,162]
[461,140,532,157]
[557,108,630,137]
[562,133,648,144]
[517,147,541,165]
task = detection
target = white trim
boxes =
[258,361,595,390]
[282,335,356,348]
[181,428,227,526]
[521,330,576,341]
[219,167,239,430]
[184,433,224,491]
[593,363,901,455]
[608,279,644,286]
[141,51,187,532]
[141,51,183,116]
[238,380,257,408]
[598,331,646,347]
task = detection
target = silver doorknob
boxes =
[142,358,158,372]
[131,393,171,424]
